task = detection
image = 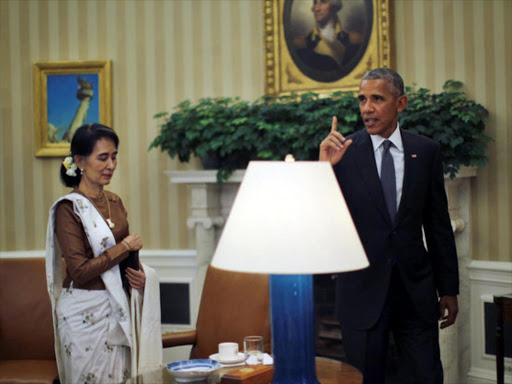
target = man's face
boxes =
[312,0,334,27]
[358,79,408,138]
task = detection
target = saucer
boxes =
[167,359,221,383]
[209,352,245,364]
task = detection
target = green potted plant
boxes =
[150,81,490,183]
[150,97,259,182]
[400,80,490,178]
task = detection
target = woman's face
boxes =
[312,0,335,27]
[76,138,118,189]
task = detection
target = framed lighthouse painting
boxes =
[33,60,112,157]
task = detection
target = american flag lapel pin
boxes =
[411,154,417,158]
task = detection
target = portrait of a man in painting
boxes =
[283,0,373,83]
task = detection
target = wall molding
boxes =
[0,249,196,261]
[468,260,512,284]
[0,250,47,258]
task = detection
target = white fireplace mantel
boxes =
[166,170,245,328]
[167,166,477,383]
[167,166,476,237]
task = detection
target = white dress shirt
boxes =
[369,124,404,210]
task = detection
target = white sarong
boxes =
[56,288,130,383]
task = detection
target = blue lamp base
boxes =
[269,274,320,384]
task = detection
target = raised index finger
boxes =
[331,116,338,133]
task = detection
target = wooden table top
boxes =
[315,357,363,384]
[124,357,362,384]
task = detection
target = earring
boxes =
[80,169,84,175]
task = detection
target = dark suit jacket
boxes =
[334,128,459,330]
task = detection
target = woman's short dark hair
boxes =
[60,123,119,188]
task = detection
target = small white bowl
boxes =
[167,359,222,383]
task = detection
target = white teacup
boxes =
[218,342,239,361]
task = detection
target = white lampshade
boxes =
[211,161,369,274]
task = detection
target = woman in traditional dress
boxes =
[46,123,162,384]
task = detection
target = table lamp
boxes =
[211,159,369,384]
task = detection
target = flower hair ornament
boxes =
[62,156,78,177]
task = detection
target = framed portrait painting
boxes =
[264,0,393,95]
[33,60,112,157]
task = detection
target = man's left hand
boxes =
[439,295,458,329]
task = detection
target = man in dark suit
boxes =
[319,68,459,384]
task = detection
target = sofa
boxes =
[0,257,58,384]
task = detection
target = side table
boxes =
[124,356,362,384]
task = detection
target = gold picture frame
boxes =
[264,0,393,95]
[33,60,112,157]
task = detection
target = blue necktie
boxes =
[380,140,396,223]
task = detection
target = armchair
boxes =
[0,257,58,384]
[162,265,272,359]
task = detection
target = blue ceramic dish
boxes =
[167,359,222,382]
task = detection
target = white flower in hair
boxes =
[63,156,78,177]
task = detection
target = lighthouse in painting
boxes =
[47,74,98,143]
[62,77,94,142]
